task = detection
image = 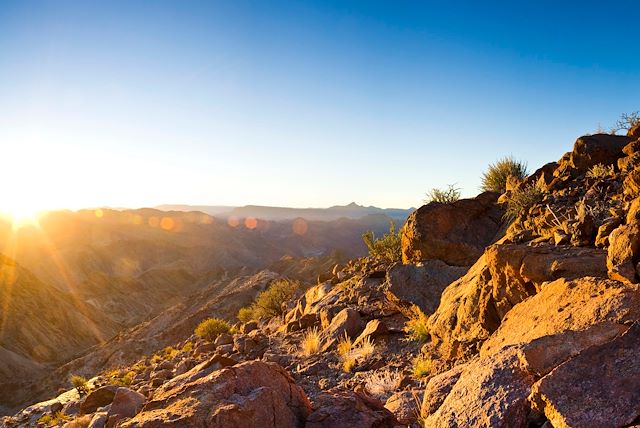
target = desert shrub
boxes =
[70,374,89,396]
[481,156,529,193]
[586,163,615,179]
[405,310,430,343]
[425,184,461,204]
[504,183,544,221]
[151,354,163,364]
[38,411,71,427]
[413,355,433,378]
[194,318,231,343]
[300,328,323,356]
[250,279,299,319]
[181,341,193,353]
[336,334,375,372]
[611,111,640,134]
[362,221,402,262]
[237,306,256,323]
[364,369,403,400]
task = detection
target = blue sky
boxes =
[1,1,639,211]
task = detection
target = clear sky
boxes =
[1,0,639,213]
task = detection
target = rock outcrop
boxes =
[401,192,504,266]
[123,361,312,427]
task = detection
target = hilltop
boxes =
[156,202,414,222]
[3,123,640,427]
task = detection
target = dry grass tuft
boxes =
[413,355,433,379]
[301,328,323,356]
[364,369,403,399]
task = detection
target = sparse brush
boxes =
[481,156,529,193]
[38,411,71,427]
[413,355,433,379]
[611,111,640,134]
[362,221,402,262]
[405,310,430,343]
[336,334,375,372]
[251,279,299,320]
[181,341,193,353]
[195,318,231,343]
[151,354,163,363]
[301,328,323,356]
[503,183,544,221]
[364,369,403,400]
[425,184,461,204]
[70,374,89,396]
[586,163,615,179]
[237,306,256,323]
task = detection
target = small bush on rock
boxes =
[586,163,615,179]
[405,310,430,343]
[611,111,640,134]
[195,318,231,342]
[362,221,402,262]
[425,184,461,204]
[504,182,544,221]
[481,156,528,193]
[413,355,433,378]
[364,369,403,400]
[70,374,89,396]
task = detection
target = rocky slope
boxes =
[4,125,640,427]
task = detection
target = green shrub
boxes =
[504,183,544,221]
[425,184,461,204]
[362,221,402,262]
[252,279,299,319]
[194,318,231,342]
[237,306,256,323]
[413,355,433,378]
[38,411,71,427]
[481,156,528,193]
[70,374,89,396]
[405,310,430,343]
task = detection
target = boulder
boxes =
[121,361,312,427]
[557,133,631,176]
[326,308,361,340]
[214,333,233,346]
[521,162,558,190]
[624,168,640,197]
[401,192,504,266]
[80,385,118,415]
[353,319,387,345]
[240,321,258,334]
[529,323,640,428]
[422,347,534,428]
[628,123,640,140]
[420,364,465,417]
[106,387,146,427]
[607,222,640,283]
[384,391,419,426]
[481,277,640,358]
[88,412,108,428]
[426,244,608,360]
[306,390,398,428]
[384,261,467,317]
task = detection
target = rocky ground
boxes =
[3,124,640,427]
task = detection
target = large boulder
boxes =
[384,261,467,317]
[384,391,419,426]
[555,133,631,176]
[80,385,118,415]
[529,323,640,428]
[426,244,608,360]
[481,277,640,357]
[306,390,398,428]
[422,347,535,428]
[121,361,311,427]
[106,388,146,427]
[325,308,362,341]
[401,192,504,266]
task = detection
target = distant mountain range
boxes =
[156,202,415,222]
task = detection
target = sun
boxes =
[1,203,43,229]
